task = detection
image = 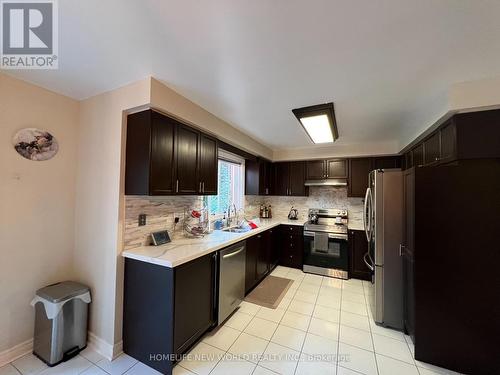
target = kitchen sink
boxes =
[220,227,251,233]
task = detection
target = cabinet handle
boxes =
[199,182,202,193]
[176,180,179,193]
[399,244,405,257]
[202,182,205,193]
[265,188,269,195]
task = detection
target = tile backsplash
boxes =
[244,186,364,226]
[124,195,204,250]
[123,186,364,250]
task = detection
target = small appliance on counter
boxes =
[259,204,272,218]
[288,206,299,220]
[303,208,349,279]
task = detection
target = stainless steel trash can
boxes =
[31,281,91,366]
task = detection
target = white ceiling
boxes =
[7,0,500,153]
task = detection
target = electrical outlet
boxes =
[138,214,146,226]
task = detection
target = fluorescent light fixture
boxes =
[292,102,338,144]
[300,114,334,143]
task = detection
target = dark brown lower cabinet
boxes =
[348,230,371,281]
[123,254,216,374]
[267,228,280,269]
[245,232,272,294]
[279,226,304,269]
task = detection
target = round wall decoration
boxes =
[12,128,59,161]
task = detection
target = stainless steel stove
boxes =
[303,208,349,279]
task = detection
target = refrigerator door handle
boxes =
[363,252,374,271]
[364,187,373,242]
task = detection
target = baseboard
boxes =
[87,332,123,361]
[0,333,122,367]
[0,338,33,367]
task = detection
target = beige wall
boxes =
[74,79,150,355]
[0,74,79,353]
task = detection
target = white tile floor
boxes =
[0,266,464,375]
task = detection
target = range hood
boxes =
[304,179,347,187]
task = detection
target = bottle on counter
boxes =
[259,205,264,218]
[268,205,272,218]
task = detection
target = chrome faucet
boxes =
[226,204,237,227]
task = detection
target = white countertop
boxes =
[122,219,304,268]
[122,218,366,268]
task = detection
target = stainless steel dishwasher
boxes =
[218,241,246,325]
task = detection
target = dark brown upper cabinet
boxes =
[412,144,424,168]
[245,158,273,196]
[274,161,308,197]
[305,160,326,179]
[348,158,373,198]
[373,156,402,169]
[176,124,199,194]
[402,110,500,170]
[125,109,218,196]
[404,151,414,170]
[438,120,456,164]
[423,131,440,166]
[126,110,175,195]
[198,134,218,195]
[326,159,348,178]
[306,159,348,180]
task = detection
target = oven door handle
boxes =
[363,252,374,271]
[303,231,316,237]
[328,233,348,240]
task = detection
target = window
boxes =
[205,152,244,215]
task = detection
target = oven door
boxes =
[303,231,349,271]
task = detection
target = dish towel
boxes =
[315,233,329,253]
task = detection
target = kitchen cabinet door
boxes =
[174,253,216,354]
[245,159,273,195]
[403,168,415,341]
[280,230,304,269]
[373,156,402,169]
[348,230,371,281]
[348,158,373,197]
[150,113,176,195]
[412,144,424,167]
[306,160,325,179]
[176,124,199,194]
[439,121,456,164]
[274,162,289,196]
[263,161,274,195]
[326,159,348,178]
[404,151,413,170]
[288,161,307,196]
[255,233,269,281]
[423,132,440,166]
[245,235,259,293]
[198,134,218,195]
[267,228,280,270]
[125,110,176,195]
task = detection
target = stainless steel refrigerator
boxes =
[363,169,403,330]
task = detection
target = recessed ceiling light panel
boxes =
[292,102,338,144]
